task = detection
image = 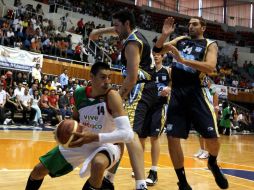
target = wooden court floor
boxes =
[0,130,253,190]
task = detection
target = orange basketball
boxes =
[55,120,82,148]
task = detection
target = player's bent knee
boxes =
[31,163,49,179]
[91,155,109,171]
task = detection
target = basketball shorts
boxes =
[139,103,167,138]
[166,86,219,139]
[125,81,158,135]
[39,143,121,178]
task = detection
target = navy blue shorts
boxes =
[125,81,158,135]
[166,86,219,139]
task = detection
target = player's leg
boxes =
[125,134,147,189]
[146,104,165,186]
[102,143,125,189]
[145,136,159,186]
[124,83,149,189]
[198,137,209,159]
[25,163,48,190]
[25,146,74,190]
[166,89,192,190]
[192,88,228,189]
[83,152,110,189]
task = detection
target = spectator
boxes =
[29,83,38,96]
[0,75,7,90]
[48,89,62,123]
[41,75,48,88]
[59,69,68,89]
[31,89,43,126]
[6,28,15,47]
[14,82,25,99]
[39,88,54,125]
[76,18,84,34]
[0,83,7,124]
[45,80,55,91]
[59,13,73,32]
[51,76,61,89]
[32,63,42,83]
[74,42,82,61]
[5,87,22,120]
[232,48,238,64]
[19,87,36,124]
[32,63,41,82]
[58,90,72,119]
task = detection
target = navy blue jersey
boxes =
[171,37,216,87]
[121,29,154,82]
[152,66,170,103]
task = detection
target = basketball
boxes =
[55,120,82,148]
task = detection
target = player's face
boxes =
[92,69,111,92]
[188,18,205,38]
[112,19,129,40]
[153,53,163,65]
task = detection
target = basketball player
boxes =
[138,52,170,186]
[25,61,134,190]
[153,17,229,189]
[89,9,158,190]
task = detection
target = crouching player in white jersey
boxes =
[25,61,134,190]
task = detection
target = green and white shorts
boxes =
[39,143,121,178]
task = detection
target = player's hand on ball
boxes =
[68,124,98,147]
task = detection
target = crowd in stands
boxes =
[0,66,121,127]
[0,0,253,131]
[0,67,82,126]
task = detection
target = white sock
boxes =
[105,171,115,183]
[151,166,157,172]
[136,180,147,189]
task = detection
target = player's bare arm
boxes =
[119,42,140,99]
[153,17,178,54]
[167,42,218,74]
[107,90,126,118]
[89,27,117,41]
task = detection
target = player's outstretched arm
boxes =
[89,27,117,41]
[167,42,218,73]
[153,17,178,54]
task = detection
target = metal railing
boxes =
[87,39,114,68]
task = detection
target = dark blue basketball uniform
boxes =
[121,29,158,135]
[166,37,219,139]
[139,66,170,138]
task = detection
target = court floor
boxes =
[0,129,253,190]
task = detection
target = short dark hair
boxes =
[112,9,136,30]
[191,16,206,27]
[90,62,110,76]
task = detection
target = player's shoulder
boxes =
[107,88,120,99]
[74,86,86,98]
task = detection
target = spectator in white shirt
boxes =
[0,83,7,124]
[31,89,43,126]
[14,82,25,98]
[32,63,42,82]
[51,76,61,89]
[59,69,68,89]
[20,87,36,124]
